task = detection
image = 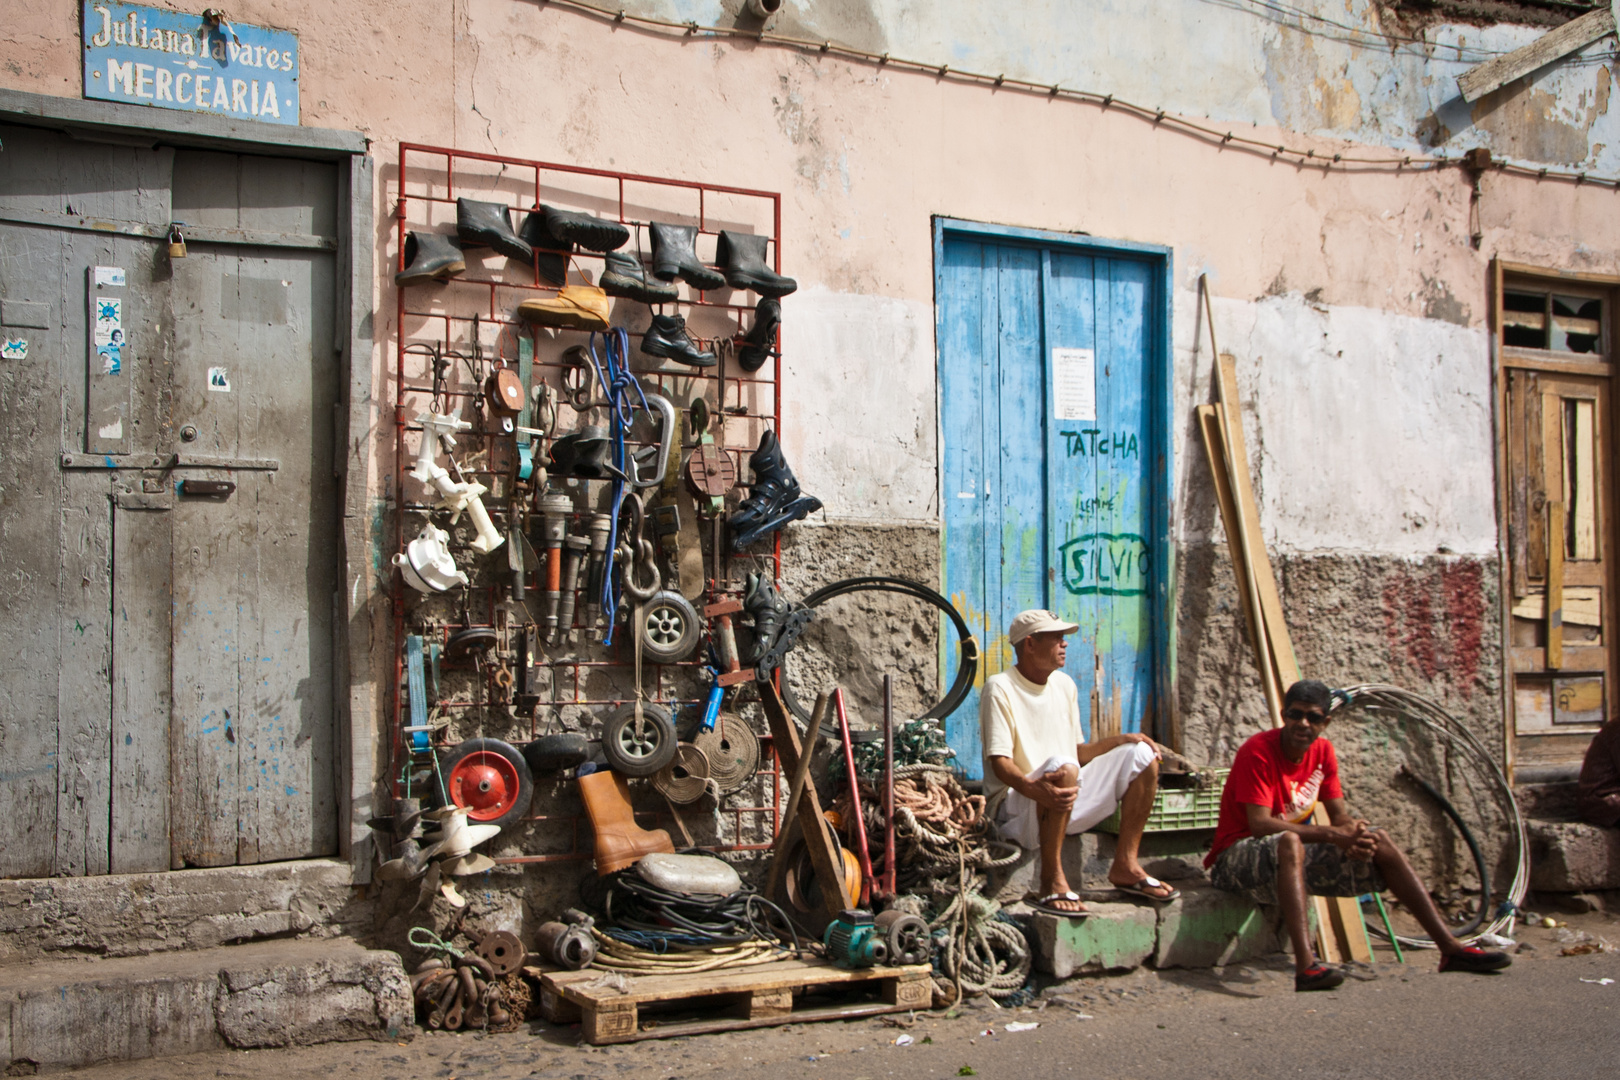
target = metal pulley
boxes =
[686,443,736,498]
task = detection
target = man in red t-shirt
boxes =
[1206,680,1510,991]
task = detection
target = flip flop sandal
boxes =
[1113,876,1181,903]
[1026,891,1090,918]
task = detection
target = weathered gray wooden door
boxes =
[0,124,340,875]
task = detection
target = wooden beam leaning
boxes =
[1214,355,1299,723]
[1457,8,1616,103]
[759,681,849,930]
[1196,404,1270,709]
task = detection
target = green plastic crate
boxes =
[1092,768,1228,834]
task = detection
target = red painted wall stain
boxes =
[1380,561,1487,698]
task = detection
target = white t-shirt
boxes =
[979,667,1083,801]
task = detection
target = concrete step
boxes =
[1025,882,1284,978]
[1527,817,1620,892]
[0,938,412,1074]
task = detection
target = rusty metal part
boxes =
[412,957,446,975]
[686,443,737,498]
[536,919,597,969]
[461,950,497,981]
[475,929,526,975]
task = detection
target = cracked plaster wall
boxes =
[2,1,1609,917]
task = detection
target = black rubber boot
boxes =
[717,231,797,297]
[601,251,679,304]
[743,571,813,678]
[649,221,725,291]
[517,209,572,286]
[396,232,466,286]
[738,297,781,372]
[457,198,532,262]
[543,205,629,252]
[641,313,716,367]
[729,430,822,551]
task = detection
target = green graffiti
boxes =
[1059,532,1150,596]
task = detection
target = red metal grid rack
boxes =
[388,142,791,862]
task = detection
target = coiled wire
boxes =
[1333,684,1528,948]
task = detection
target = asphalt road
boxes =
[62,912,1620,1080]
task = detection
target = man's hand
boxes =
[1027,772,1079,813]
[1118,732,1161,756]
[1329,819,1378,862]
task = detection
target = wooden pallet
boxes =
[539,958,933,1044]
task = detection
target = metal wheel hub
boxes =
[448,753,519,820]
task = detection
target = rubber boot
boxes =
[601,251,679,305]
[649,221,725,291]
[641,313,716,367]
[396,232,466,286]
[517,209,572,286]
[577,769,674,875]
[729,430,822,551]
[743,571,813,678]
[542,204,630,252]
[456,198,532,262]
[737,297,781,373]
[717,230,797,297]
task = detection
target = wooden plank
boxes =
[1457,9,1616,102]
[550,958,932,1006]
[759,682,849,930]
[1527,373,1546,580]
[1507,370,1530,597]
[111,500,174,872]
[747,989,794,1019]
[55,488,113,876]
[1214,355,1299,692]
[1573,399,1597,560]
[575,997,914,1045]
[1512,587,1601,626]
[1196,405,1267,699]
[0,221,66,878]
[1214,392,1284,725]
[1548,502,1566,671]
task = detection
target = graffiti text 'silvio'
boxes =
[1059,533,1150,597]
[82,3,299,126]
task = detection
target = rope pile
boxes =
[835,764,1030,1002]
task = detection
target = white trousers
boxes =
[995,743,1158,851]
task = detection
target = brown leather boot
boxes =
[577,770,674,874]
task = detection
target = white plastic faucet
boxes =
[412,411,504,555]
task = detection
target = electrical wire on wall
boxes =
[530,0,1620,189]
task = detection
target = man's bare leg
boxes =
[1107,756,1173,896]
[1036,764,1084,913]
[1366,829,1465,955]
[1275,831,1318,974]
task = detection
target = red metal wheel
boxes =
[440,738,534,832]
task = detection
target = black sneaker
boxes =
[1294,963,1345,992]
[1438,946,1512,973]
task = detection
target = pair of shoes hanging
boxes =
[397,199,631,286]
[645,222,797,298]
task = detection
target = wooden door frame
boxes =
[0,88,379,881]
[1493,258,1620,783]
[930,217,1177,743]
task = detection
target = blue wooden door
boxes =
[937,225,1169,778]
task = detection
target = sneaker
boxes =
[1438,946,1512,973]
[1294,963,1345,992]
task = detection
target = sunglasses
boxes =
[1284,708,1327,723]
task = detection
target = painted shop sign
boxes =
[81,3,299,125]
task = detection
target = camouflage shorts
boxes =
[1209,832,1385,906]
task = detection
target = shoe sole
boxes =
[640,339,716,367]
[725,271,797,298]
[516,305,608,331]
[396,260,466,286]
[601,273,679,305]
[550,218,630,253]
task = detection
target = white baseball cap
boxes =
[1008,609,1080,645]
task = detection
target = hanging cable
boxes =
[531,0,1620,190]
[587,327,646,643]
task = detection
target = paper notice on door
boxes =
[93,298,121,346]
[93,266,126,288]
[208,366,231,392]
[1052,347,1096,421]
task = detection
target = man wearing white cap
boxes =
[982,609,1176,916]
